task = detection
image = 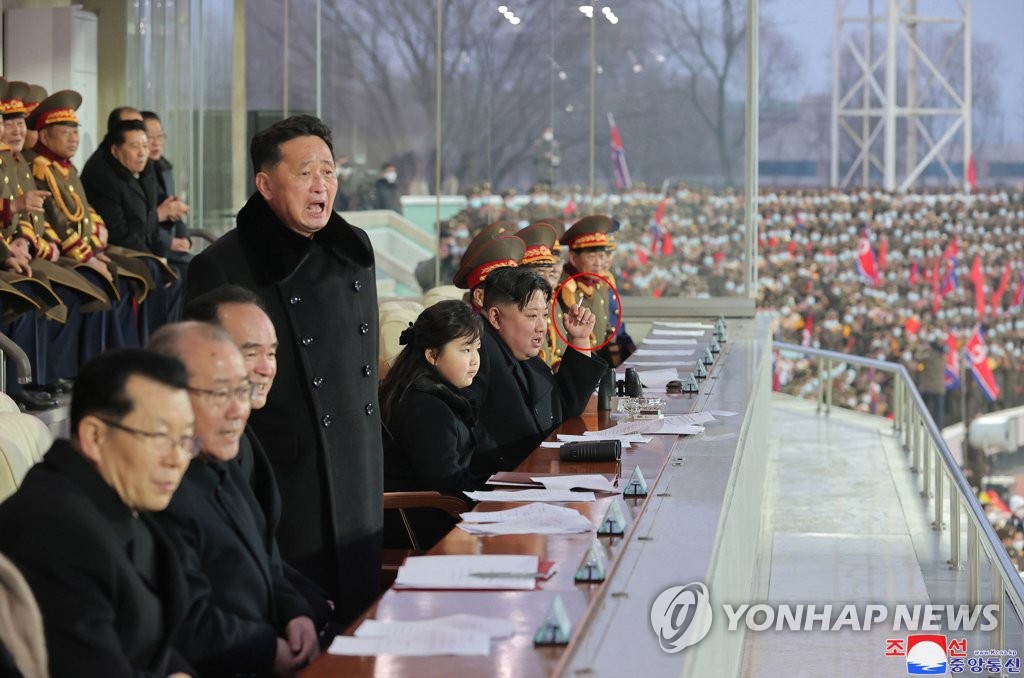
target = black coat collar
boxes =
[411,374,475,422]
[235,191,373,284]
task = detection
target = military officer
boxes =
[516,221,563,367]
[24,89,153,353]
[452,234,525,312]
[2,81,113,386]
[555,215,614,359]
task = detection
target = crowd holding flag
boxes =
[855,226,880,285]
[944,332,961,390]
[1012,268,1024,310]
[991,262,1013,316]
[966,325,1000,402]
[607,112,632,191]
[969,254,986,318]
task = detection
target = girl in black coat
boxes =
[379,300,491,548]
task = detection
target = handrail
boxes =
[0,332,32,388]
[774,341,1024,647]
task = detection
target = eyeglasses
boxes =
[188,383,259,408]
[96,417,198,457]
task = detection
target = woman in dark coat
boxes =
[379,300,490,548]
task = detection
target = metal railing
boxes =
[774,342,1024,649]
[0,332,32,391]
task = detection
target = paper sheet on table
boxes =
[328,626,490,656]
[394,554,540,590]
[708,409,739,417]
[653,322,715,330]
[582,420,658,436]
[356,615,514,640]
[632,348,697,357]
[672,412,718,425]
[458,502,593,535]
[642,421,704,435]
[648,329,705,337]
[535,474,616,492]
[641,338,701,345]
[461,503,585,523]
[620,360,696,368]
[464,489,596,502]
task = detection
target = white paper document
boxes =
[642,421,705,435]
[585,415,711,437]
[708,409,739,418]
[649,329,705,337]
[558,433,650,445]
[464,489,597,503]
[653,322,715,330]
[632,348,697,357]
[535,474,616,492]
[620,360,696,368]
[457,502,593,535]
[356,614,514,640]
[394,554,540,590]
[640,338,700,345]
[328,626,490,657]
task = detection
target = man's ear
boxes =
[254,171,273,201]
[76,416,105,466]
[471,287,485,309]
[486,305,501,330]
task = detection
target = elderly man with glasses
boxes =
[149,321,320,676]
[0,348,196,676]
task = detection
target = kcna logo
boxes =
[649,582,714,653]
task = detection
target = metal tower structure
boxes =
[830,0,972,191]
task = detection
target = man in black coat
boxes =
[142,110,192,283]
[184,115,382,625]
[149,322,320,675]
[82,118,183,333]
[465,267,607,476]
[0,348,196,676]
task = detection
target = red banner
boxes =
[966,326,999,402]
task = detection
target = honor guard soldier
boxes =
[517,221,563,367]
[24,89,154,352]
[556,215,614,359]
[452,234,525,312]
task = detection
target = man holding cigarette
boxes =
[464,267,606,476]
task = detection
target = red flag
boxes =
[563,197,576,216]
[661,228,673,257]
[878,236,888,270]
[1013,268,1024,309]
[966,326,999,401]
[931,257,941,314]
[855,227,880,285]
[945,332,961,389]
[607,113,632,191]
[990,262,1013,316]
[943,238,959,264]
[966,154,977,192]
[635,246,649,266]
[969,254,985,318]
[909,259,919,286]
[905,317,921,335]
[653,194,668,228]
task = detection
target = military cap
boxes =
[23,85,47,116]
[1,81,30,118]
[530,218,565,254]
[459,221,515,271]
[518,222,560,266]
[25,89,81,131]
[452,235,525,290]
[561,214,614,251]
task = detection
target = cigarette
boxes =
[575,298,583,311]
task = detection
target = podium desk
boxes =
[302,316,771,678]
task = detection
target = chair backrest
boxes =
[383,490,470,553]
[420,285,465,309]
[0,414,54,503]
[378,306,424,377]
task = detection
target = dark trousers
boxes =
[922,392,946,430]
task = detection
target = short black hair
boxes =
[106,106,141,135]
[182,284,265,323]
[109,119,147,147]
[482,267,552,311]
[70,349,189,434]
[250,114,334,176]
[140,110,160,123]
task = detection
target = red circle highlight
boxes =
[551,272,624,353]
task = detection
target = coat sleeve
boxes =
[393,393,479,495]
[158,507,278,674]
[555,347,607,420]
[9,518,169,678]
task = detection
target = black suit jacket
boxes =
[185,193,383,625]
[0,440,191,677]
[465,322,606,475]
[81,148,169,256]
[154,440,313,676]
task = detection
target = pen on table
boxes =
[469,571,546,579]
